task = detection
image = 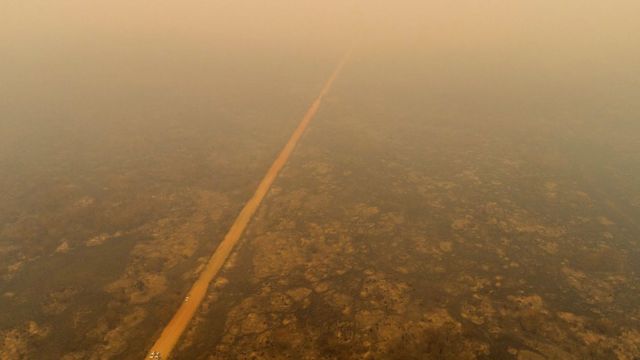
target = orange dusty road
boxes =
[146,52,350,359]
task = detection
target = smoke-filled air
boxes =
[1,1,640,359]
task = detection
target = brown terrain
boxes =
[2,2,640,359]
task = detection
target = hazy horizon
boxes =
[2,1,639,359]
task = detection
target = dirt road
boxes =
[145,52,350,359]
